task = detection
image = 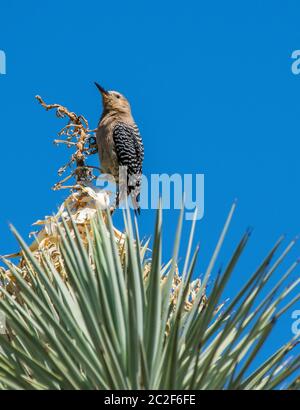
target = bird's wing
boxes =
[112,122,144,204]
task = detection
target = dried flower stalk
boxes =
[35,95,99,190]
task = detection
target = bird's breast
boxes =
[96,122,119,176]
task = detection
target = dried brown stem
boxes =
[35,95,98,189]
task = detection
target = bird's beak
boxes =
[94,82,108,95]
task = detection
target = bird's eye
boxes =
[116,95,120,99]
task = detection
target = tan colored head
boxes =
[95,82,131,114]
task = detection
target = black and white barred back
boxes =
[112,122,144,212]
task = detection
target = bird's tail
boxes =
[131,193,141,216]
[134,207,141,216]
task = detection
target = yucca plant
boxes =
[0,196,299,390]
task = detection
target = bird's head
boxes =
[95,82,131,114]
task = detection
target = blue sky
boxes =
[1,0,300,382]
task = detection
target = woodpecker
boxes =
[94,82,144,214]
